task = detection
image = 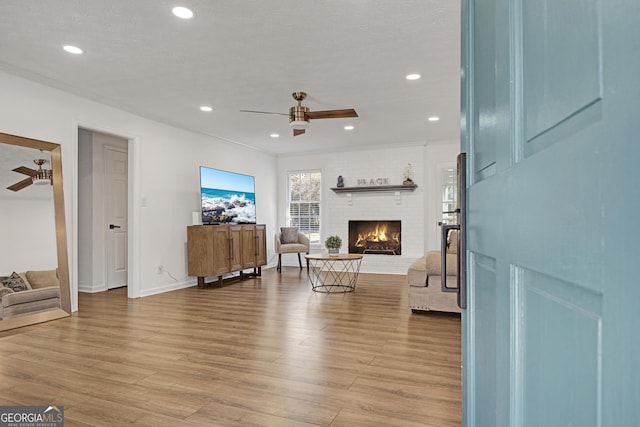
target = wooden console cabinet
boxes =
[187,224,267,288]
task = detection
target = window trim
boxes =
[286,170,321,247]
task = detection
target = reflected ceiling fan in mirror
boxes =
[241,91,358,136]
[7,158,52,191]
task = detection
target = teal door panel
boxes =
[461,0,640,425]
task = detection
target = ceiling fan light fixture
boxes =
[32,169,52,186]
[290,120,309,130]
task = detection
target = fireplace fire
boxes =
[348,220,401,255]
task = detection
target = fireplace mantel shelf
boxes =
[330,184,417,193]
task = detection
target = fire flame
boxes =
[355,224,400,247]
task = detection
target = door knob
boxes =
[109,224,121,229]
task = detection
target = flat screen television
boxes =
[200,166,256,224]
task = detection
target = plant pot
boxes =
[328,248,339,255]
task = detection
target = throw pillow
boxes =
[280,227,299,244]
[447,230,458,254]
[26,269,59,289]
[0,286,15,298]
[1,272,30,292]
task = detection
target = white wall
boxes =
[277,142,459,274]
[77,128,93,289]
[0,198,56,274]
[0,144,57,274]
[0,71,278,309]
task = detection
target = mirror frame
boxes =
[0,132,71,331]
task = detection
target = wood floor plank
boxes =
[0,269,461,426]
[185,400,320,427]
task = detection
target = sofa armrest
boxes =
[2,286,61,308]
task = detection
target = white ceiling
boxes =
[0,1,461,156]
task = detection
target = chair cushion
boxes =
[279,243,308,254]
[280,227,299,244]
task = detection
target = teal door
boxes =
[461,0,639,425]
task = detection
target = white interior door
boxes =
[105,145,128,289]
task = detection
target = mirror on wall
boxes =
[0,132,71,331]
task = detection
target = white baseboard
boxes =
[78,282,107,293]
[139,279,197,297]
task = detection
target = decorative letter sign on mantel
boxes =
[357,178,390,186]
[331,176,417,194]
[330,184,417,194]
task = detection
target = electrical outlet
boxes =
[157,265,163,274]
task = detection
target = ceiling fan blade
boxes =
[240,110,289,116]
[306,109,358,120]
[7,177,33,192]
[293,129,306,137]
[12,166,38,176]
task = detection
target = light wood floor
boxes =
[0,268,461,426]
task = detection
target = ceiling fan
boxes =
[241,92,358,136]
[6,159,52,192]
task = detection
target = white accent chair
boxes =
[275,227,310,272]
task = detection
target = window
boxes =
[440,167,458,225]
[287,171,321,245]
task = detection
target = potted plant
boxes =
[324,235,342,255]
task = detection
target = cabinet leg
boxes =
[197,277,206,288]
[218,275,223,286]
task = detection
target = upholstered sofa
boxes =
[407,231,461,313]
[0,269,61,320]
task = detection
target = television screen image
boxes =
[200,166,256,224]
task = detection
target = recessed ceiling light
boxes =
[428,116,440,122]
[406,73,421,80]
[344,125,355,131]
[270,133,280,138]
[172,6,194,19]
[200,106,213,112]
[63,45,83,55]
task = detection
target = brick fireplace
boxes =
[348,220,401,255]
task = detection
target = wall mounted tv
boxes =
[200,166,256,224]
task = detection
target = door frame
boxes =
[72,121,141,309]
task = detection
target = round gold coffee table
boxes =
[304,253,363,293]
